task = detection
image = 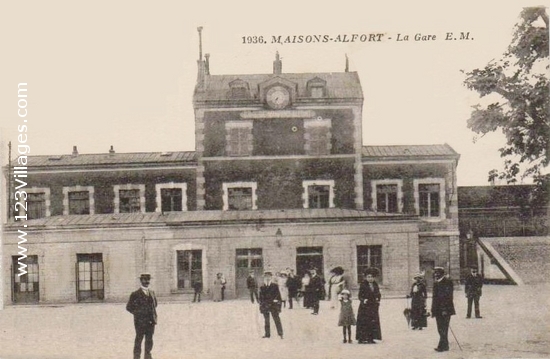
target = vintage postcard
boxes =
[1,1,548,358]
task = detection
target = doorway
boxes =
[296,247,324,279]
[235,248,263,298]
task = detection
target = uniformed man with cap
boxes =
[465,265,483,318]
[126,273,158,359]
[431,267,455,352]
[258,271,284,339]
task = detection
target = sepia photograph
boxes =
[0,1,548,358]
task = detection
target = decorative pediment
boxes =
[306,77,327,98]
[258,76,297,104]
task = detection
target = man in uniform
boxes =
[127,273,158,359]
[431,267,455,352]
[259,271,284,339]
[465,265,483,318]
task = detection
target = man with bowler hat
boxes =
[431,267,455,352]
[259,271,284,339]
[127,273,158,359]
[465,265,483,318]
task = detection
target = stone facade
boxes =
[2,47,460,304]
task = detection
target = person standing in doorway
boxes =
[126,273,158,359]
[259,271,284,339]
[286,269,299,309]
[431,267,456,352]
[192,278,202,303]
[247,270,259,304]
[465,265,483,318]
[308,268,324,315]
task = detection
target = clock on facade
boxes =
[266,86,290,110]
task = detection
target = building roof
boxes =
[4,208,417,230]
[10,151,197,169]
[458,185,536,209]
[194,72,363,102]
[362,144,459,161]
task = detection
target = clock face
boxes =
[266,86,290,109]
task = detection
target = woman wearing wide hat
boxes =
[356,268,382,344]
[408,272,428,330]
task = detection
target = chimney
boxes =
[72,145,78,156]
[196,26,206,90]
[109,145,115,155]
[273,51,282,75]
[345,54,349,72]
[205,53,210,75]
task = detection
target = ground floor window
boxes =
[76,253,104,302]
[296,246,324,278]
[177,250,203,290]
[12,255,39,304]
[357,245,383,283]
[236,248,263,297]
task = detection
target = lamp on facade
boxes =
[275,228,283,248]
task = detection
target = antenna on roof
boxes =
[345,54,349,72]
[197,26,203,60]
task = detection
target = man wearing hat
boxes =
[258,271,284,339]
[308,268,324,315]
[465,265,483,318]
[431,267,455,352]
[126,273,158,359]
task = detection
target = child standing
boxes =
[338,289,356,343]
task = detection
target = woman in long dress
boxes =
[328,267,346,309]
[212,273,223,302]
[277,272,289,308]
[408,273,427,330]
[301,272,312,308]
[356,268,382,344]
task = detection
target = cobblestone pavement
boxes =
[0,283,548,359]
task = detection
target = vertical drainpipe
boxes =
[141,234,146,273]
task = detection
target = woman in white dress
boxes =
[277,272,289,308]
[328,267,346,309]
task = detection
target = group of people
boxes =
[405,265,483,352]
[126,265,484,358]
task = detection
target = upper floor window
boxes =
[306,77,327,98]
[156,183,187,212]
[414,178,446,220]
[302,180,335,209]
[304,118,332,156]
[371,180,403,213]
[19,187,50,220]
[229,79,251,99]
[63,186,94,215]
[114,184,145,214]
[226,121,253,157]
[223,182,257,211]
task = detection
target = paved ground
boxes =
[0,283,549,359]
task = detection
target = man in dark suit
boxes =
[308,268,324,315]
[286,268,299,309]
[127,273,158,359]
[465,265,483,318]
[247,270,259,303]
[431,267,456,352]
[259,271,283,339]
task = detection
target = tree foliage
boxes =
[463,7,549,186]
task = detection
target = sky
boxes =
[0,0,547,186]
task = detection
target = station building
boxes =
[2,47,460,304]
